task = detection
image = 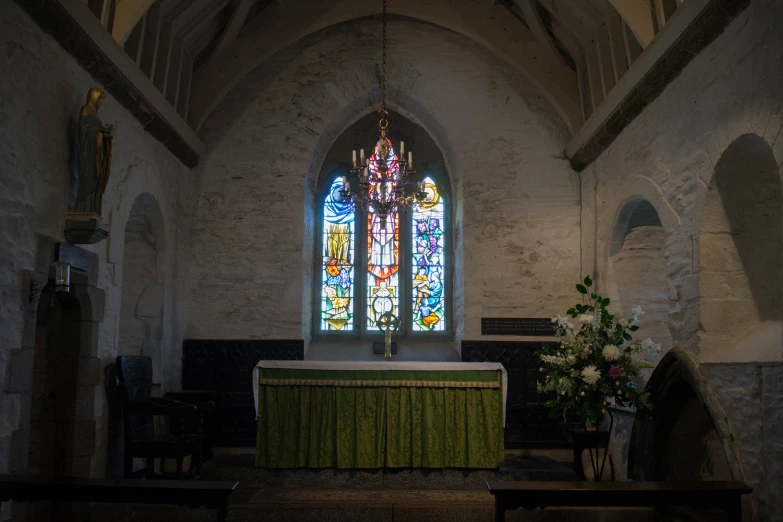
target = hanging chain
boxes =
[380,0,387,116]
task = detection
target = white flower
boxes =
[541,355,568,367]
[631,306,645,323]
[640,337,661,362]
[602,345,620,361]
[577,314,594,326]
[581,365,601,385]
[618,318,628,328]
[641,337,660,353]
[552,314,574,330]
[567,355,576,364]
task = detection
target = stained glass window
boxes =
[411,177,445,331]
[320,177,355,331]
[366,138,400,332]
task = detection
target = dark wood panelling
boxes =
[182,339,304,447]
[462,341,572,448]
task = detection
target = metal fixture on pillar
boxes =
[54,262,71,293]
[341,0,426,227]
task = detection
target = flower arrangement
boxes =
[536,276,661,421]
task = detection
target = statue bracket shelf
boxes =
[64,212,109,245]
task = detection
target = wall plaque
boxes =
[56,243,90,271]
[481,317,556,336]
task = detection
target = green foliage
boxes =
[537,277,660,422]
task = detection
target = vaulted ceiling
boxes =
[95,0,683,134]
[58,0,744,167]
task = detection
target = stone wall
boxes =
[0,1,193,501]
[188,19,582,357]
[581,0,783,517]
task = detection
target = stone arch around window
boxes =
[312,111,452,339]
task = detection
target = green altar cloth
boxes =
[253,361,506,469]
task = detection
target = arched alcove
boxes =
[604,198,673,480]
[609,198,672,365]
[118,194,167,381]
[699,134,783,362]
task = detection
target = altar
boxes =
[253,361,506,469]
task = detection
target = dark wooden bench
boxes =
[0,475,238,522]
[486,480,752,522]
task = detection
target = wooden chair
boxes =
[116,355,213,479]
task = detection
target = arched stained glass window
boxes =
[320,177,355,331]
[316,152,449,336]
[366,138,400,332]
[411,177,446,331]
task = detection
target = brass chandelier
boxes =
[340,0,425,226]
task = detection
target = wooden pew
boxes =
[486,480,752,522]
[0,476,238,522]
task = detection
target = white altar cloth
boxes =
[253,360,507,425]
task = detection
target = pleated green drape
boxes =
[255,374,504,469]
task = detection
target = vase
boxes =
[567,410,614,481]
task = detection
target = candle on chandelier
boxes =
[400,141,405,156]
[345,181,351,192]
[418,181,424,193]
[408,151,412,165]
[352,149,357,167]
[363,167,369,182]
[360,148,365,163]
[341,176,347,189]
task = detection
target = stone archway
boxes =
[9,236,104,520]
[604,198,674,480]
[118,193,167,381]
[628,348,744,483]
[608,198,673,365]
[28,289,85,479]
[698,134,783,362]
[105,194,167,478]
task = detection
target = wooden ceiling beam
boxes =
[551,22,590,121]
[111,0,156,44]
[511,0,567,67]
[167,1,231,108]
[138,1,162,79]
[209,0,256,66]
[607,0,655,47]
[605,3,629,82]
[153,0,217,94]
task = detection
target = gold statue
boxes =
[74,88,113,215]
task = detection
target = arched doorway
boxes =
[28,289,83,479]
[107,194,167,478]
[699,134,783,362]
[118,193,167,381]
[629,348,742,483]
[605,198,673,479]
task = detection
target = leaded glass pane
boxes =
[367,138,400,331]
[412,176,445,331]
[320,177,355,331]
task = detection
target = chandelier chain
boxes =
[381,0,387,115]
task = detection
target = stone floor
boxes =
[84,450,661,521]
